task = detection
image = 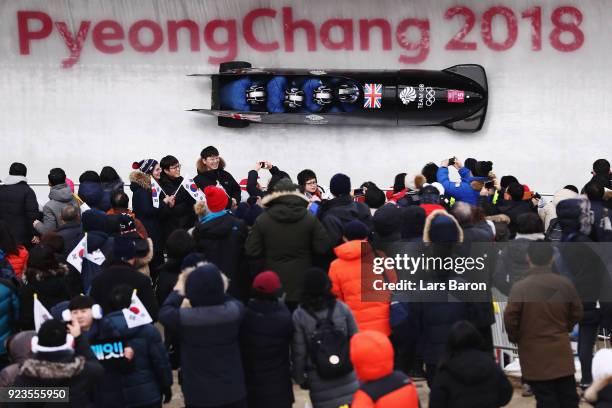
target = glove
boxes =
[162,386,172,404]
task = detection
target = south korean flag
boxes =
[123,290,153,328]
[181,175,206,202]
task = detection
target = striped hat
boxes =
[132,159,158,175]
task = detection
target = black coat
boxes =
[55,222,83,259]
[495,200,536,238]
[90,262,159,321]
[318,195,372,246]
[0,177,39,245]
[193,213,248,300]
[154,258,181,306]
[194,167,241,205]
[240,299,294,408]
[159,292,246,407]
[429,350,513,408]
[157,173,196,242]
[8,335,104,408]
[129,171,164,253]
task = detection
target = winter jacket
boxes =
[436,167,481,205]
[194,159,242,205]
[106,208,149,239]
[159,291,246,407]
[8,335,104,408]
[585,375,612,408]
[6,245,28,280]
[292,300,359,408]
[78,181,105,211]
[55,222,83,259]
[35,184,77,235]
[94,311,172,408]
[0,330,35,387]
[90,262,158,321]
[129,171,164,253]
[100,179,124,213]
[240,299,295,408]
[245,191,331,302]
[590,200,612,242]
[0,278,19,356]
[538,188,578,230]
[318,195,372,246]
[18,264,82,330]
[157,172,196,242]
[494,200,537,238]
[329,240,391,336]
[504,266,583,381]
[461,222,494,244]
[429,349,513,408]
[154,258,182,306]
[350,331,419,408]
[0,175,39,245]
[193,212,249,300]
[246,166,286,198]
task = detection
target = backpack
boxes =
[306,301,353,379]
[545,218,563,242]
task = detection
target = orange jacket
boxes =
[350,331,419,408]
[329,240,391,336]
[6,245,28,280]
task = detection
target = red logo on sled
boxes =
[447,90,465,103]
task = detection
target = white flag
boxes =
[85,249,106,265]
[67,234,87,273]
[122,290,153,328]
[33,295,53,332]
[181,176,206,202]
[150,177,162,209]
[80,201,91,213]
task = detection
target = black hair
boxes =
[364,185,386,209]
[166,229,195,260]
[563,185,579,194]
[40,232,65,254]
[26,244,59,280]
[9,162,27,177]
[593,159,611,176]
[500,175,519,190]
[421,163,439,184]
[527,240,554,266]
[111,190,130,209]
[0,221,18,256]
[108,284,133,312]
[48,168,66,186]
[439,320,485,368]
[268,173,291,192]
[100,166,121,183]
[506,182,524,201]
[300,268,336,313]
[160,155,179,170]
[391,172,407,193]
[297,169,317,187]
[78,170,100,183]
[584,181,605,201]
[516,212,544,234]
[200,146,219,159]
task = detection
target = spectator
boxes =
[78,170,106,212]
[318,173,371,246]
[0,221,29,280]
[584,181,612,242]
[55,205,83,259]
[452,202,494,243]
[0,274,19,363]
[246,179,331,309]
[584,349,612,407]
[194,145,241,207]
[504,242,583,407]
[350,330,420,408]
[496,182,538,238]
[106,190,148,239]
[0,162,39,246]
[422,162,439,184]
[429,321,513,408]
[363,182,386,214]
[154,229,195,305]
[18,244,81,330]
[329,220,390,335]
[419,185,445,216]
[95,284,172,408]
[90,236,159,321]
[297,168,324,203]
[34,168,77,235]
[292,268,358,408]
[401,206,426,242]
[371,204,403,248]
[64,295,102,340]
[538,187,578,232]
[590,158,611,190]
[193,186,248,301]
[436,158,483,205]
[159,264,247,408]
[0,331,35,387]
[157,155,196,242]
[240,271,294,408]
[99,165,124,211]
[247,161,290,198]
[8,319,104,408]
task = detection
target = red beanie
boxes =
[253,271,281,295]
[204,186,228,212]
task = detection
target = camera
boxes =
[353,188,364,196]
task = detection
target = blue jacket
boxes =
[0,279,19,356]
[437,167,480,205]
[95,311,172,408]
[160,291,246,407]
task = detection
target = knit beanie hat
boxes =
[330,173,351,196]
[373,204,403,237]
[132,159,158,175]
[32,319,74,354]
[424,211,463,243]
[303,267,331,296]
[185,264,225,307]
[204,186,228,212]
[401,206,426,239]
[272,178,298,193]
[252,271,282,295]
[113,236,136,261]
[343,220,370,241]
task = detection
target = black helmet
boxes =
[246,85,265,104]
[313,85,333,105]
[337,83,359,103]
[284,87,304,108]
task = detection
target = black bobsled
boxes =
[189,61,488,132]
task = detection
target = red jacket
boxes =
[350,331,419,408]
[6,246,28,280]
[329,240,391,336]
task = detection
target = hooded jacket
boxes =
[245,188,331,302]
[318,195,372,246]
[0,278,19,356]
[329,240,391,336]
[538,188,578,230]
[0,330,35,387]
[35,184,77,235]
[6,246,28,280]
[194,157,242,204]
[129,171,163,253]
[78,181,105,211]
[0,175,39,245]
[350,331,419,408]
[100,179,124,213]
[429,349,513,408]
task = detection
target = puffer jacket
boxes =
[129,171,163,254]
[100,179,124,213]
[292,300,359,408]
[78,181,104,211]
[318,195,372,246]
[157,173,196,242]
[329,240,390,336]
[0,279,19,356]
[0,330,35,387]
[193,157,242,205]
[6,246,28,280]
[0,175,39,245]
[350,331,419,408]
[94,311,172,408]
[436,167,481,205]
[34,184,77,235]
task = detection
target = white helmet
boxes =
[313,85,333,105]
[284,87,304,108]
[246,85,266,104]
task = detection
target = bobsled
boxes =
[190,61,488,132]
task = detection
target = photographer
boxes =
[246,161,290,198]
[437,157,491,206]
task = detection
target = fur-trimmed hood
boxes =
[261,190,309,208]
[585,375,612,403]
[20,356,85,379]
[129,170,151,190]
[133,238,154,269]
[261,190,309,223]
[423,209,464,243]
[196,157,227,174]
[174,263,229,308]
[486,214,511,224]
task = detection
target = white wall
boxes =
[1,0,609,201]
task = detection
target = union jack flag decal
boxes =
[363,83,383,109]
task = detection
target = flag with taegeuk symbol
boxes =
[150,176,162,208]
[122,290,153,328]
[181,175,206,202]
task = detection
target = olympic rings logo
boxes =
[425,87,436,106]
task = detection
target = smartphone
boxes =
[353,188,364,196]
